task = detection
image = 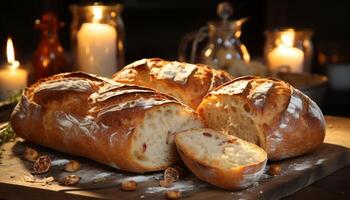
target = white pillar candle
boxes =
[0,38,28,99]
[77,22,117,77]
[267,46,304,73]
[267,30,304,73]
[0,66,27,92]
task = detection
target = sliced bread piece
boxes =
[175,128,267,190]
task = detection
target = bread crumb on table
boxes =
[121,180,137,191]
[268,164,282,176]
[165,190,182,199]
[59,175,81,186]
[64,160,81,172]
[23,147,39,162]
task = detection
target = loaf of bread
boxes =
[113,58,233,109]
[175,128,267,190]
[197,76,325,160]
[11,72,203,173]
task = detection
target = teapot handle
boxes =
[178,26,208,63]
[178,32,196,62]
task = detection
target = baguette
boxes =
[197,76,325,160]
[175,128,267,190]
[11,72,203,173]
[113,58,233,109]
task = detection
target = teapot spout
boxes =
[235,17,250,26]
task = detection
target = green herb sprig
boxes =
[0,123,15,155]
[8,90,22,104]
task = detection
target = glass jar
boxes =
[200,20,250,71]
[70,3,125,77]
[264,28,313,73]
[179,1,251,75]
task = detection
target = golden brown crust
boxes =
[175,129,267,190]
[112,58,233,109]
[197,76,326,160]
[178,151,266,190]
[11,72,197,172]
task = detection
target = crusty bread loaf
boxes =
[11,72,203,173]
[112,58,233,109]
[197,76,325,160]
[175,128,267,190]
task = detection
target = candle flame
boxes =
[279,30,295,48]
[92,7,102,21]
[6,37,20,69]
[7,38,15,63]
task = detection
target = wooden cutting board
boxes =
[0,116,349,200]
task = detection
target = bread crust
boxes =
[112,58,233,109]
[175,128,267,190]
[197,76,326,160]
[11,72,200,172]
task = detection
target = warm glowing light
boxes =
[6,37,20,69]
[268,29,304,73]
[7,38,15,63]
[92,7,102,21]
[241,45,250,63]
[278,30,295,48]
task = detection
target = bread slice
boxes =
[175,128,267,190]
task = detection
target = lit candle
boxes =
[267,30,304,73]
[77,6,117,77]
[0,38,28,99]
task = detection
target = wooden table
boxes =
[0,115,349,200]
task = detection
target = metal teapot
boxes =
[179,2,250,71]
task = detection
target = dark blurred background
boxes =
[0,0,350,116]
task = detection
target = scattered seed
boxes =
[159,179,172,188]
[121,180,137,191]
[64,160,81,172]
[268,164,282,176]
[165,190,182,199]
[33,155,51,174]
[59,175,80,186]
[23,147,39,162]
[164,167,180,182]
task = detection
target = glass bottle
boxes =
[33,11,67,80]
[200,20,250,71]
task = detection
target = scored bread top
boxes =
[112,58,233,109]
[198,76,325,160]
[25,72,180,118]
[19,71,185,136]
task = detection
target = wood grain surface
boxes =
[0,116,349,200]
